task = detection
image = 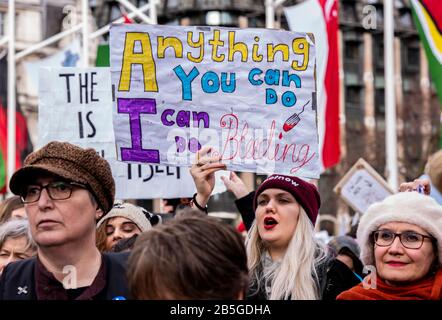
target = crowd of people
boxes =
[0,141,441,300]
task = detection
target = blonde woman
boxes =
[244,174,328,299]
[190,148,345,300]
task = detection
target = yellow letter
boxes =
[187,32,204,63]
[119,32,158,92]
[267,43,289,63]
[228,31,248,62]
[291,38,309,71]
[252,36,263,62]
[209,29,225,62]
[157,36,183,58]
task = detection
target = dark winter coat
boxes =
[0,252,129,300]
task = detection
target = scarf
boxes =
[260,251,282,299]
[337,268,442,300]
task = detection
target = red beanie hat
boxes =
[253,174,321,226]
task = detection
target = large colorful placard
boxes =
[110,24,320,178]
[38,67,227,199]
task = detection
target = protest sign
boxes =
[110,24,320,178]
[333,158,394,214]
[38,67,227,199]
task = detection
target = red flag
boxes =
[0,101,32,193]
[318,0,340,169]
[0,101,7,192]
[284,0,341,170]
[0,55,33,193]
[0,99,33,193]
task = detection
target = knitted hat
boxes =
[253,174,321,225]
[96,201,152,232]
[357,192,442,266]
[9,141,115,213]
[328,235,361,259]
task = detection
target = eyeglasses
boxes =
[21,181,87,204]
[373,230,434,250]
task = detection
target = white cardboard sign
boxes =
[333,158,394,214]
[110,24,320,178]
[38,67,226,199]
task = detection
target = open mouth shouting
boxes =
[264,216,278,230]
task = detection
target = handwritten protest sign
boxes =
[333,158,394,214]
[110,24,320,178]
[38,67,227,199]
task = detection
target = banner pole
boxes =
[7,0,16,193]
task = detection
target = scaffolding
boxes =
[0,0,158,193]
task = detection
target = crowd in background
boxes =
[0,142,441,300]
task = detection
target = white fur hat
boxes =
[357,192,442,266]
[96,201,152,232]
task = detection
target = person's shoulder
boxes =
[102,252,130,274]
[103,252,130,265]
[0,257,36,300]
[102,252,130,280]
[101,252,130,299]
[1,258,36,286]
[335,283,365,300]
[2,257,36,277]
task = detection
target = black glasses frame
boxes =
[21,181,87,204]
[373,230,434,250]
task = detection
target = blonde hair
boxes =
[246,208,327,300]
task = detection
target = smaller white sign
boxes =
[334,158,394,214]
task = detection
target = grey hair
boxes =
[0,219,37,252]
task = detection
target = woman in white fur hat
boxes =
[337,192,442,300]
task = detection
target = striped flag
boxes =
[284,0,340,170]
[410,0,442,106]
[0,101,32,194]
[0,57,33,193]
[0,102,6,192]
[96,14,133,67]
